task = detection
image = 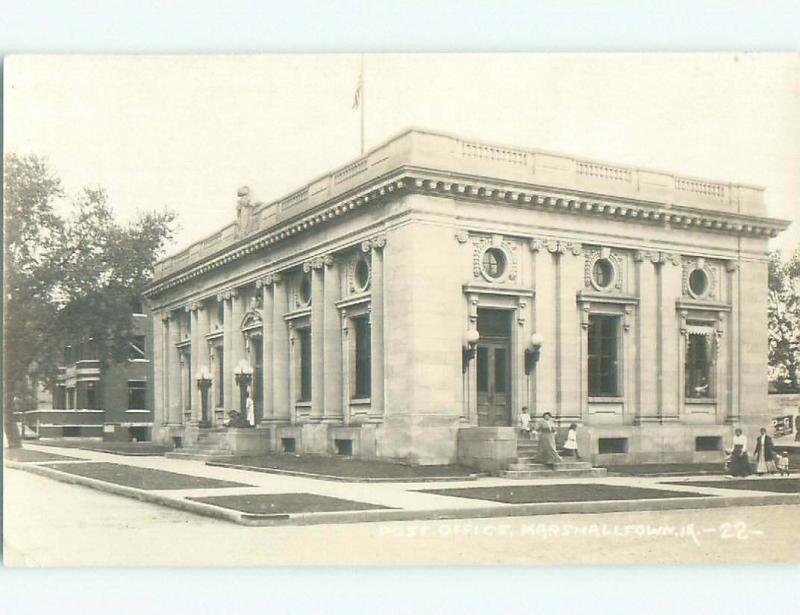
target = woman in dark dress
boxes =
[728,428,751,477]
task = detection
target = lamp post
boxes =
[233,359,254,421]
[524,333,544,375]
[462,327,480,373]
[195,366,213,427]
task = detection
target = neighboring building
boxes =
[31,300,154,440]
[144,128,789,467]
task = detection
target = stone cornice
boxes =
[145,168,789,299]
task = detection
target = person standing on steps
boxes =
[563,423,581,460]
[538,412,562,468]
[517,406,533,440]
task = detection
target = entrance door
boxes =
[475,309,511,426]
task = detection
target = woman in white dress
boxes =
[728,428,751,477]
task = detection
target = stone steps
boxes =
[164,429,233,460]
[501,439,607,479]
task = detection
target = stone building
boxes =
[144,128,789,467]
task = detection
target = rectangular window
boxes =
[588,315,620,397]
[353,316,371,398]
[55,385,67,409]
[64,345,73,364]
[128,381,147,409]
[686,333,713,398]
[598,437,629,454]
[67,387,75,409]
[217,346,224,406]
[695,436,722,452]
[217,301,225,329]
[298,328,312,402]
[131,299,144,314]
[129,335,146,360]
[86,382,98,410]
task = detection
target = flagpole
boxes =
[360,54,365,154]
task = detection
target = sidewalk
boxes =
[6,443,799,526]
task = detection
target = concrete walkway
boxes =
[6,443,799,526]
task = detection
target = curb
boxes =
[8,460,800,528]
[205,460,483,483]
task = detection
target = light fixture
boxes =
[524,333,544,375]
[462,327,480,372]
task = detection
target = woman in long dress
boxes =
[728,428,751,477]
[538,412,563,468]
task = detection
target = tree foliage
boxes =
[768,246,800,392]
[3,153,175,446]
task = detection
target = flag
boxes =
[352,77,362,111]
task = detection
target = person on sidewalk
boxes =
[563,423,581,460]
[753,427,776,476]
[517,406,533,440]
[728,428,751,477]
[538,412,562,468]
[777,451,790,476]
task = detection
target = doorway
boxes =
[476,308,512,427]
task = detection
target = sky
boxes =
[4,53,799,257]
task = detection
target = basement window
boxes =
[695,436,722,452]
[281,437,297,453]
[598,437,628,454]
[335,439,353,456]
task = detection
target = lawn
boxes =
[419,483,708,504]
[41,462,252,490]
[216,454,475,480]
[189,493,393,515]
[4,448,80,463]
[605,463,726,476]
[662,478,800,494]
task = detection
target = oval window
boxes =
[355,256,371,291]
[592,258,615,289]
[299,273,312,305]
[689,268,708,297]
[482,248,507,280]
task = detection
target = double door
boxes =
[476,339,510,427]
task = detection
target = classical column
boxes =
[727,260,740,424]
[259,277,275,423]
[533,242,558,418]
[271,276,290,421]
[230,288,246,411]
[636,251,659,422]
[557,241,583,422]
[322,255,343,421]
[307,259,325,420]
[367,237,386,417]
[221,290,235,412]
[188,303,202,423]
[167,312,182,424]
[659,253,682,421]
[157,314,169,426]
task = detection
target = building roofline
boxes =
[146,128,789,297]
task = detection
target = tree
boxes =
[768,246,800,392]
[3,153,175,447]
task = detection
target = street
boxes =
[4,467,798,566]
